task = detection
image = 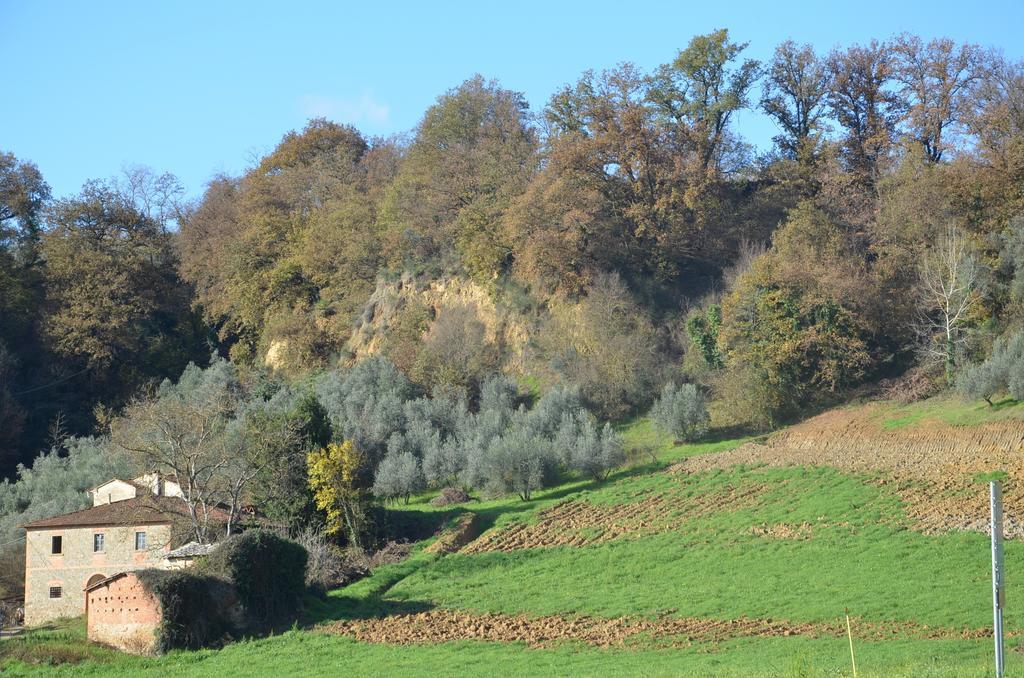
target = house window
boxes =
[49,586,62,599]
[93,533,104,553]
[51,535,62,554]
[134,531,146,550]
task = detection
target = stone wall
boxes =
[24,523,172,627]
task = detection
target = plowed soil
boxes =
[462,482,775,554]
[322,609,992,649]
[426,513,480,554]
[673,406,1024,537]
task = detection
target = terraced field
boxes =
[3,396,1024,676]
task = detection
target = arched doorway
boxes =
[84,573,106,615]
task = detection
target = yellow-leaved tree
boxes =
[307,440,370,548]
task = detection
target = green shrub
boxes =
[686,305,724,368]
[136,569,233,653]
[203,530,308,629]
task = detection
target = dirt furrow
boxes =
[322,609,993,649]
[673,407,1024,538]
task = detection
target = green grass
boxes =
[386,465,1019,630]
[1,629,1010,677]
[879,393,1023,429]
[3,414,1020,676]
[617,416,760,466]
[0,622,1007,675]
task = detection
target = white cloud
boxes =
[300,92,391,128]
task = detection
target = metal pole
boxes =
[845,608,857,677]
[991,481,1005,678]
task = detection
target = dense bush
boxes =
[408,302,500,394]
[541,273,663,419]
[717,203,876,426]
[686,305,724,369]
[201,530,307,629]
[136,569,234,653]
[1000,217,1024,303]
[290,527,363,593]
[957,330,1024,405]
[652,382,710,442]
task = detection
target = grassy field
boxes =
[2,396,1021,676]
[877,393,1024,430]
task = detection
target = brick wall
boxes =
[86,573,161,655]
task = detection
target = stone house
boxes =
[19,473,221,627]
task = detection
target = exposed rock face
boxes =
[346,275,532,371]
[264,339,289,371]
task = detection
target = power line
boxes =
[0,535,25,549]
[10,367,89,396]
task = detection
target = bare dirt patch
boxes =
[322,609,992,649]
[749,522,813,540]
[672,405,1024,537]
[425,513,481,554]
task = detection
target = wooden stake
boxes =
[845,608,857,677]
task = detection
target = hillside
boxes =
[4,395,1023,676]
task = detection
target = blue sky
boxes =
[3,0,1023,201]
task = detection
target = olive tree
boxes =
[957,331,1024,405]
[651,382,710,442]
[372,444,425,504]
[477,419,554,501]
[556,410,625,481]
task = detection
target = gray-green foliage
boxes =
[314,356,413,461]
[318,358,620,502]
[555,411,625,481]
[525,385,583,437]
[372,445,425,503]
[456,406,511,490]
[957,330,1024,404]
[651,382,710,442]
[437,374,517,489]
[478,417,554,501]
[0,436,131,546]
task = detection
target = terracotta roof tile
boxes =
[20,495,228,529]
